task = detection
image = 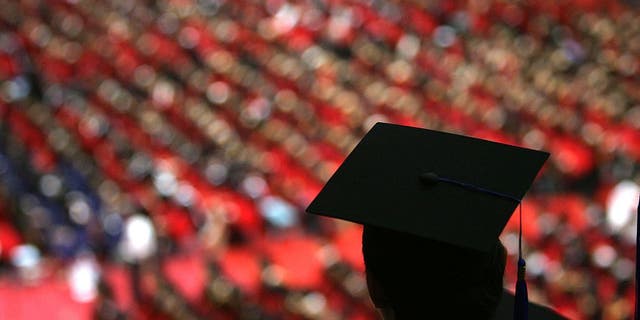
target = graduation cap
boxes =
[306,122,565,319]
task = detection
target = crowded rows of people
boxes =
[1,0,639,319]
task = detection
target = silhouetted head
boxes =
[362,225,507,319]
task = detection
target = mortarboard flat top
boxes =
[306,122,549,253]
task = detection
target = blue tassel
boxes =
[514,258,528,320]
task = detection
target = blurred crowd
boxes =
[0,0,640,319]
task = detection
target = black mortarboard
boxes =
[306,122,561,319]
[307,122,548,253]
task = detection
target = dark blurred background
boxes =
[0,0,639,319]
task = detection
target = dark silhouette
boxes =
[307,123,566,319]
[362,225,568,319]
[362,225,506,319]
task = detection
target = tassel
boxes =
[514,202,528,320]
[514,258,528,320]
